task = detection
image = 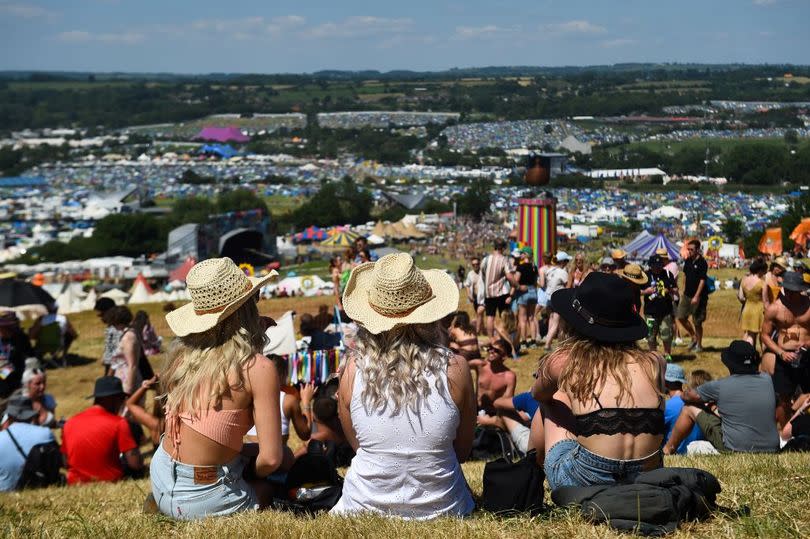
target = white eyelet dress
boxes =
[330,365,474,519]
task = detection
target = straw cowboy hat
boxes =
[619,263,648,285]
[166,257,277,337]
[342,252,459,335]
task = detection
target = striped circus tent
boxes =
[623,231,680,261]
[320,230,360,248]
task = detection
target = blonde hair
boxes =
[353,323,451,416]
[546,332,662,406]
[160,301,266,416]
[688,369,713,389]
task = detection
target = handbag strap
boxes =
[5,427,28,461]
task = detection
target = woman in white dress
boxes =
[331,253,476,519]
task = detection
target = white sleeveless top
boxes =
[247,391,289,437]
[330,364,474,519]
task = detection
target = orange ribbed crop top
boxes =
[166,407,253,454]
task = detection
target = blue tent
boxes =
[622,231,680,262]
[0,176,46,188]
[198,144,238,159]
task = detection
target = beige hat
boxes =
[773,256,788,270]
[611,249,627,260]
[654,247,670,259]
[619,263,648,285]
[166,258,277,337]
[342,253,459,335]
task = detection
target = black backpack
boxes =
[6,429,64,489]
[471,426,521,462]
[480,449,544,516]
[273,440,343,514]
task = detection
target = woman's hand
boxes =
[299,382,316,405]
[141,375,158,390]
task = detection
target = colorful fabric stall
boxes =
[517,197,557,266]
[284,349,341,386]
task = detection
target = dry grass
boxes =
[2,281,809,538]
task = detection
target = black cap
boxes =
[5,395,38,422]
[87,376,125,399]
[649,254,665,265]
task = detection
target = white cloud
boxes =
[55,30,145,44]
[0,1,57,19]
[454,25,518,40]
[304,16,414,39]
[601,38,637,48]
[551,20,607,35]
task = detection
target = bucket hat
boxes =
[619,263,648,285]
[550,272,647,343]
[664,363,687,385]
[166,257,277,337]
[342,253,459,335]
[721,340,760,375]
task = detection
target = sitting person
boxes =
[153,258,289,519]
[0,394,56,491]
[469,339,516,414]
[313,304,333,331]
[0,311,34,417]
[781,395,810,441]
[28,302,78,358]
[61,376,144,484]
[477,390,539,453]
[293,379,352,463]
[663,340,780,455]
[448,311,481,361]
[125,375,164,449]
[662,364,704,454]
[299,313,341,351]
[332,253,475,519]
[531,272,666,490]
[14,358,57,427]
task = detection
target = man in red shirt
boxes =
[62,377,143,484]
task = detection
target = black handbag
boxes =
[480,449,544,516]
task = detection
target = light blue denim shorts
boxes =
[516,287,538,306]
[544,439,662,490]
[150,443,259,520]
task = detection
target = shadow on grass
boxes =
[42,354,96,370]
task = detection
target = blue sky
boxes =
[1,0,808,73]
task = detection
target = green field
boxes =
[7,80,140,91]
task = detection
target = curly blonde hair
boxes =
[353,323,451,416]
[160,301,266,416]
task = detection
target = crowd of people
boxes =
[1,243,809,524]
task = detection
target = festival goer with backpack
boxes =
[531,272,666,490]
[0,394,59,491]
[332,253,476,519]
[153,258,290,519]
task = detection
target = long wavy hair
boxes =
[160,300,266,416]
[353,322,451,416]
[544,330,662,406]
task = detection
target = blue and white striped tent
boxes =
[622,231,680,262]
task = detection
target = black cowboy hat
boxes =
[721,340,761,375]
[86,376,126,399]
[550,272,648,343]
[782,271,809,292]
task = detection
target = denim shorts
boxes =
[516,287,538,306]
[544,439,662,490]
[150,443,259,520]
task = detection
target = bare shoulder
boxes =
[447,353,472,380]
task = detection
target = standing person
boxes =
[94,298,119,376]
[152,258,288,519]
[353,236,378,263]
[567,253,590,288]
[448,311,481,361]
[513,247,539,350]
[531,273,666,489]
[106,307,142,397]
[543,251,571,351]
[676,239,709,353]
[330,255,351,309]
[760,272,810,428]
[739,259,768,348]
[0,311,33,417]
[61,377,144,484]
[481,239,513,341]
[642,255,679,360]
[657,248,683,345]
[598,257,617,274]
[462,257,485,335]
[764,257,788,308]
[663,341,779,455]
[132,310,162,357]
[618,263,648,313]
[0,394,56,491]
[611,249,628,271]
[333,253,476,519]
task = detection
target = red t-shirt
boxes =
[61,405,138,485]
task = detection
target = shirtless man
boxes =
[469,339,516,414]
[761,271,810,427]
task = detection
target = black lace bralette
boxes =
[574,394,665,437]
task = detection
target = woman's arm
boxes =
[447,354,475,462]
[125,377,160,432]
[531,351,566,404]
[247,354,284,477]
[120,331,139,395]
[337,356,360,451]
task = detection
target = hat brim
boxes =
[620,271,648,285]
[342,263,459,335]
[8,409,38,422]
[86,389,126,399]
[720,349,759,374]
[550,287,648,343]
[166,271,278,337]
[782,282,809,292]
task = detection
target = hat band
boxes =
[193,281,253,315]
[368,293,435,318]
[572,298,632,328]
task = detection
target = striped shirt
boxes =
[481,252,511,298]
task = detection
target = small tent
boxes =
[129,274,154,304]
